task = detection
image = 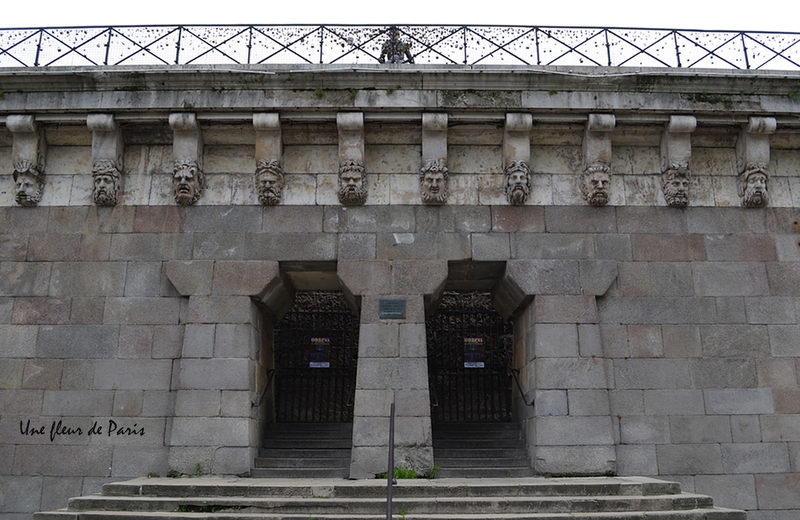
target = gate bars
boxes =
[2,25,800,70]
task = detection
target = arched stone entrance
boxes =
[272,291,359,423]
[426,291,513,423]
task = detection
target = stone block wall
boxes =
[2,66,800,519]
[1,203,799,519]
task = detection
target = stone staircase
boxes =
[33,476,746,519]
[433,421,533,478]
[251,422,353,478]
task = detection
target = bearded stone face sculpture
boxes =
[504,160,531,205]
[173,160,204,206]
[92,160,121,206]
[420,160,448,204]
[255,160,285,206]
[738,163,768,208]
[581,165,611,206]
[13,161,44,207]
[662,164,691,207]
[338,159,367,206]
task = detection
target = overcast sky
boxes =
[3,0,798,33]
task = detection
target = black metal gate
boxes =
[273,292,359,422]
[427,292,513,422]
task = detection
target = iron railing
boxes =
[1,24,800,70]
[427,304,514,423]
[272,293,359,423]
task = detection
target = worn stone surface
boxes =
[4,65,800,519]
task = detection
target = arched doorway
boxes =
[273,291,359,422]
[427,291,513,423]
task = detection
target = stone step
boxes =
[434,448,528,458]
[435,457,532,469]
[433,430,523,440]
[434,422,522,430]
[258,448,352,459]
[265,429,353,439]
[33,477,745,520]
[254,456,350,469]
[266,422,354,430]
[32,511,748,520]
[432,421,530,478]
[249,467,350,478]
[259,422,352,478]
[435,467,534,478]
[100,476,682,498]
[262,439,353,449]
[62,494,716,515]
[433,439,526,449]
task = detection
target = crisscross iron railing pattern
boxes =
[2,24,800,70]
[273,292,359,423]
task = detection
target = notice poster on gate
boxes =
[309,337,331,368]
[463,337,485,368]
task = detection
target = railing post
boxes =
[319,26,324,64]
[104,28,112,66]
[34,29,43,67]
[247,26,253,65]
[463,26,468,65]
[175,26,182,65]
[386,401,395,520]
[741,33,751,69]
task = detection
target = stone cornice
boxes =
[2,65,800,119]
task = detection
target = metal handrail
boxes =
[509,368,535,408]
[2,24,800,70]
[251,368,277,408]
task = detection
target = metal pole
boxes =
[386,401,395,520]
[175,26,182,65]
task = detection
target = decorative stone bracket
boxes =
[253,113,284,206]
[87,114,124,206]
[503,113,533,206]
[660,115,696,207]
[660,115,696,170]
[7,115,46,206]
[337,112,366,205]
[736,116,776,208]
[420,113,448,204]
[169,113,204,206]
[581,114,615,206]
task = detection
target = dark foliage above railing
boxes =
[1,24,799,70]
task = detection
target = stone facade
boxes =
[2,64,800,519]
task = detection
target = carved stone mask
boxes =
[581,165,611,206]
[739,165,768,208]
[504,161,531,205]
[338,160,366,205]
[420,160,448,204]
[255,160,285,206]
[13,161,44,207]
[92,160,121,206]
[662,165,691,207]
[173,160,204,206]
